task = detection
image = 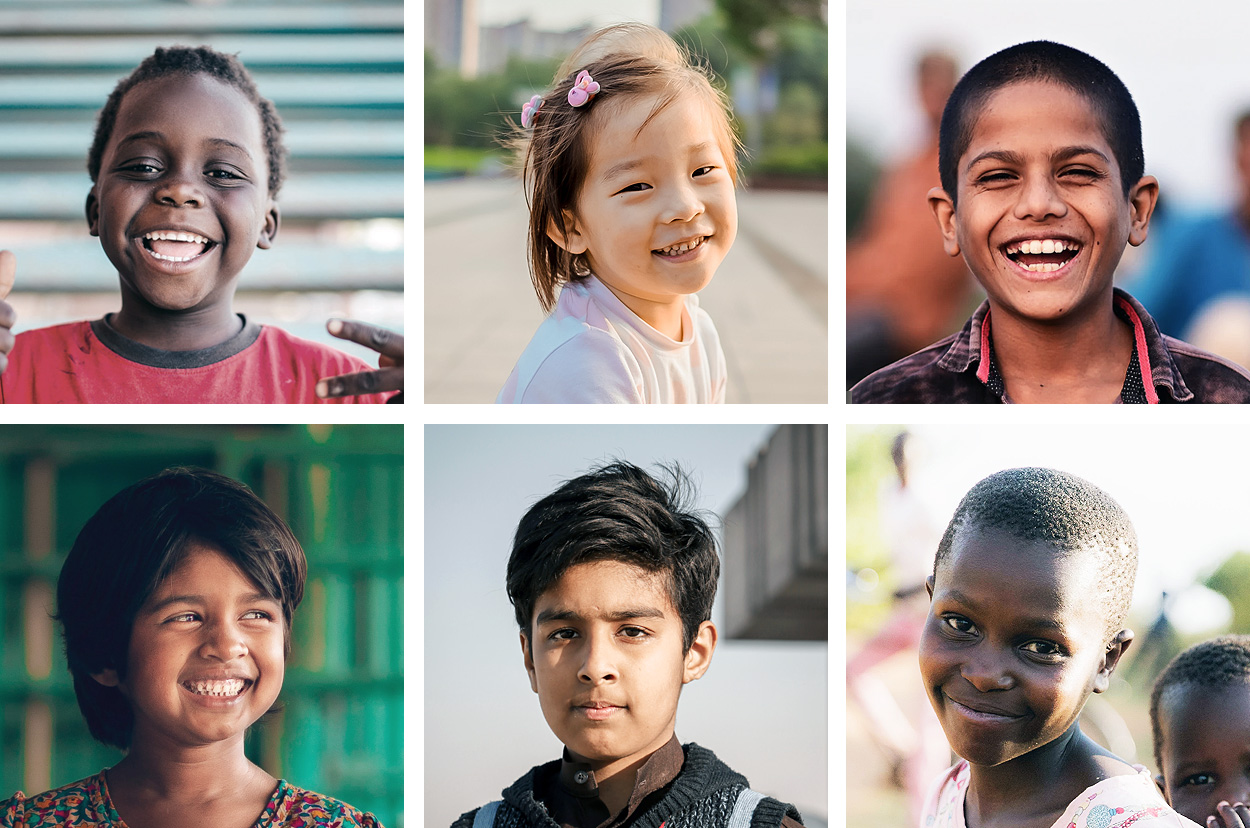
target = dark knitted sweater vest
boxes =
[451,743,802,828]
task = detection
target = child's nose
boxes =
[1012,173,1067,222]
[155,169,205,208]
[959,652,1014,692]
[199,620,248,661]
[577,633,618,684]
[661,181,703,224]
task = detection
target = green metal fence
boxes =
[0,424,403,826]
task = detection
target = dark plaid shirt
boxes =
[851,288,1250,403]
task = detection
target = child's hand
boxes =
[1209,801,1250,828]
[316,318,404,401]
[0,250,15,375]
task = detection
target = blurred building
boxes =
[722,425,828,640]
[477,19,593,76]
[425,0,479,77]
[660,0,714,32]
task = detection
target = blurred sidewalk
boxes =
[424,177,828,404]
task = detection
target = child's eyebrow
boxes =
[966,145,1111,170]
[535,606,667,625]
[143,591,280,614]
[115,132,253,159]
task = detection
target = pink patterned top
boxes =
[920,760,1201,828]
[1,771,382,827]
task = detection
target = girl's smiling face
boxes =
[95,543,285,750]
[87,72,278,316]
[919,525,1128,767]
[552,92,737,337]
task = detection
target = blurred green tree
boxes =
[1206,551,1250,632]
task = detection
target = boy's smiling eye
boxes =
[619,626,651,640]
[692,165,715,177]
[616,182,651,195]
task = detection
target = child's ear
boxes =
[925,575,935,599]
[256,201,280,250]
[1127,176,1160,247]
[546,210,588,255]
[927,187,962,257]
[1092,629,1134,693]
[682,620,717,684]
[91,668,120,688]
[85,188,100,237]
[519,630,538,694]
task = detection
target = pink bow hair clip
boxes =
[521,94,543,129]
[567,70,600,107]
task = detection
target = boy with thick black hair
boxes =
[852,40,1250,403]
[454,461,804,828]
[1150,635,1250,827]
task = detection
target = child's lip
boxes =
[944,691,1023,720]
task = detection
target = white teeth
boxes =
[1020,261,1062,273]
[656,237,706,256]
[144,231,208,244]
[1008,239,1076,255]
[185,679,246,697]
[149,251,199,262]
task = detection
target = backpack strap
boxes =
[728,788,766,828]
[472,800,502,828]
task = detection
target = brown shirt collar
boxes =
[545,734,685,828]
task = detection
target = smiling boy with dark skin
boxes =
[0,46,402,403]
[454,462,804,828]
[851,41,1250,404]
[920,467,1199,827]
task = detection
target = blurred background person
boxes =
[1130,110,1250,368]
[846,50,975,388]
[846,432,948,826]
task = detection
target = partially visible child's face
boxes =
[520,560,713,770]
[930,80,1156,325]
[919,525,1125,767]
[94,543,285,749]
[87,72,278,316]
[555,92,737,327]
[1157,682,1250,823]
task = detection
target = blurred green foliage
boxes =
[846,425,906,633]
[1206,551,1250,632]
[424,51,561,152]
[425,6,827,179]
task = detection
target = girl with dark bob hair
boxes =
[1,467,382,826]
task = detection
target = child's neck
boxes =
[112,293,243,352]
[107,732,274,807]
[963,726,1131,828]
[989,296,1133,404]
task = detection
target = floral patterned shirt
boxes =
[920,760,1201,828]
[1,771,383,827]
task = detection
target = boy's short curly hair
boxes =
[1149,635,1250,770]
[87,45,287,196]
[507,24,740,312]
[56,467,306,749]
[506,460,719,653]
[938,40,1143,206]
[935,467,1138,640]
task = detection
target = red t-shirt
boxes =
[0,317,393,403]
